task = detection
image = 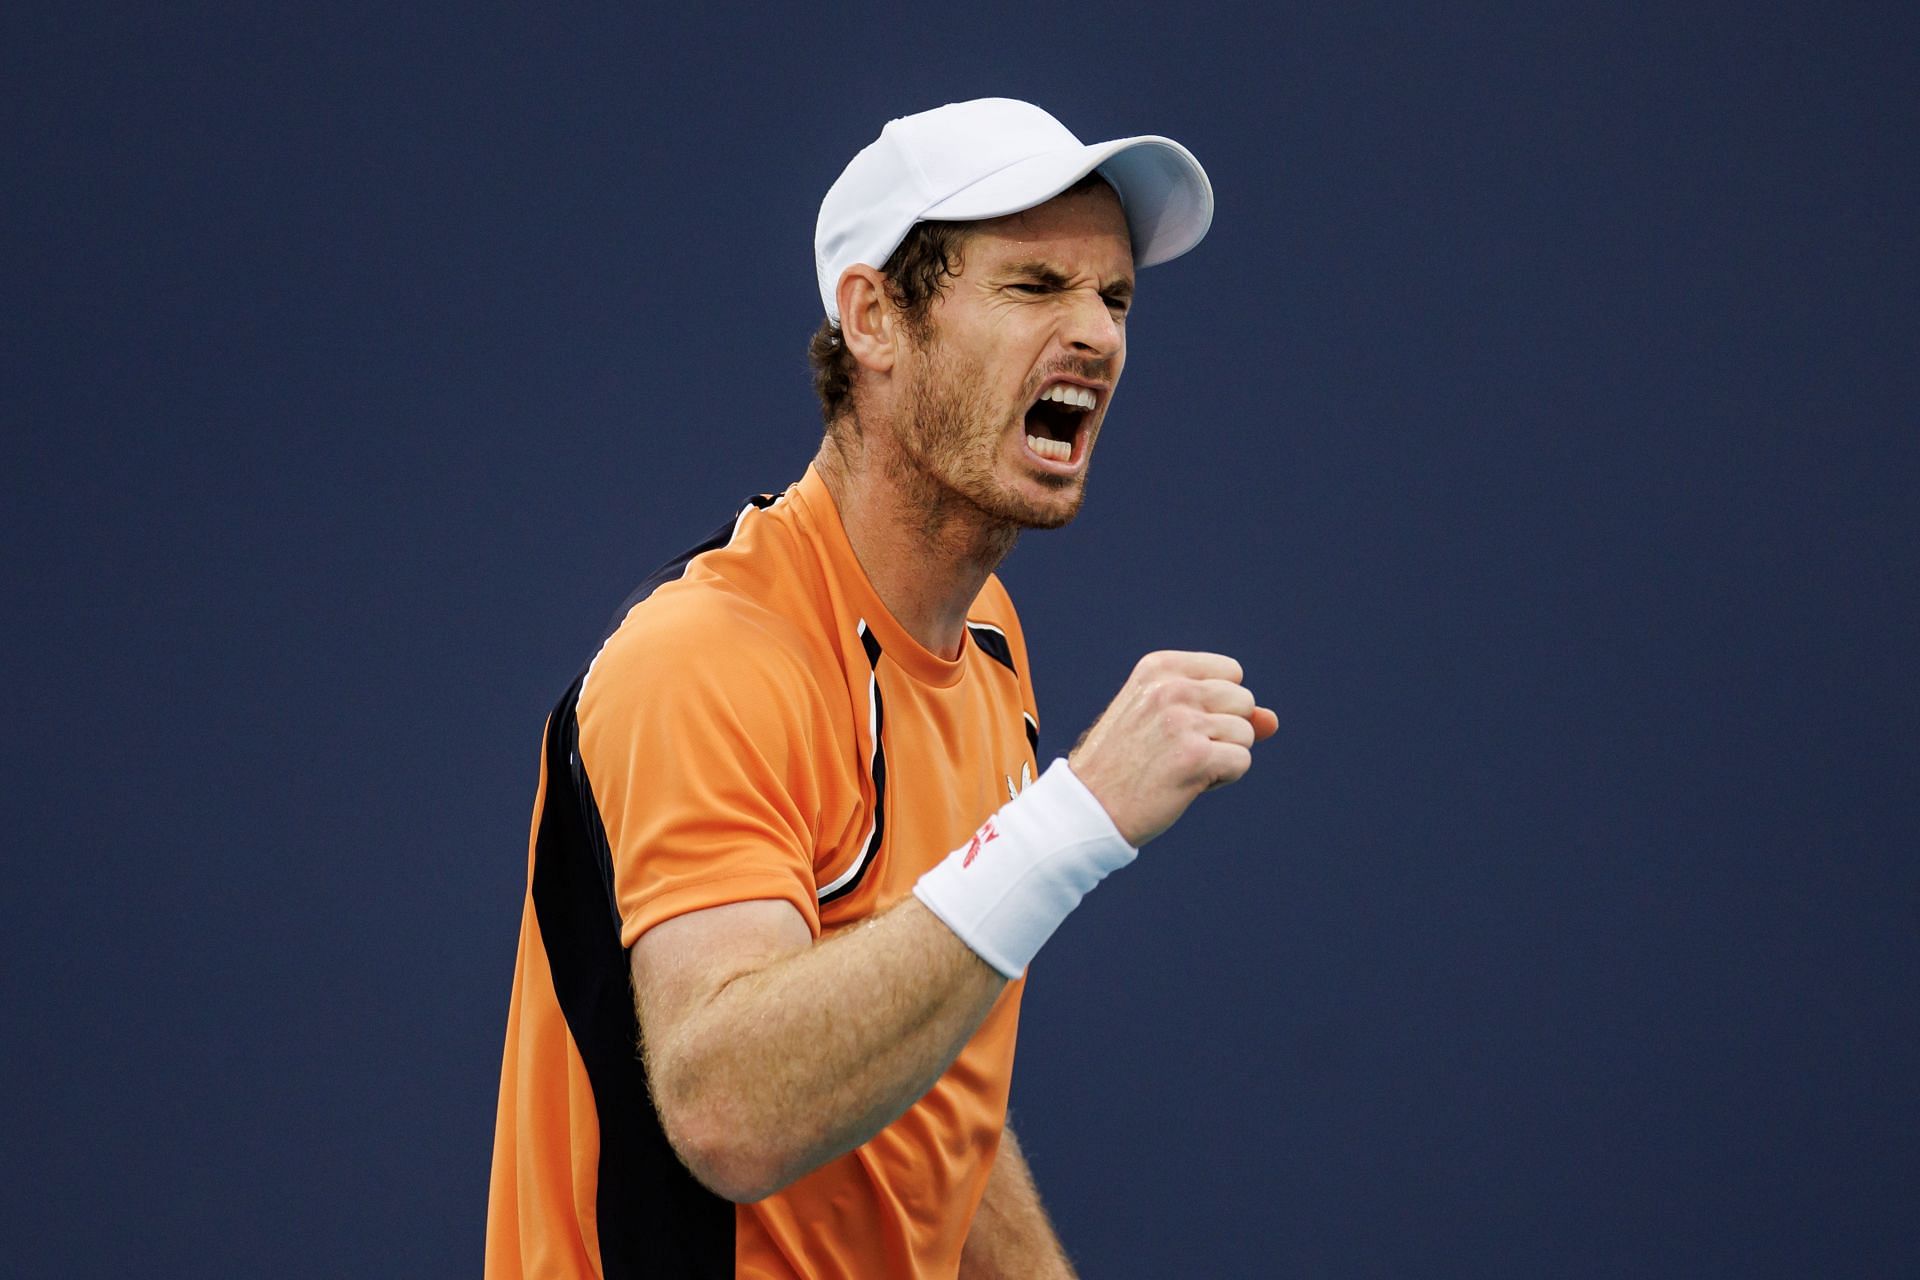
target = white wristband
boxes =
[913,758,1138,979]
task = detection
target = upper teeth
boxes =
[1040,384,1098,411]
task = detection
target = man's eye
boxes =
[1010,283,1050,295]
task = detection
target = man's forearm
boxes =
[960,1125,1077,1279]
[640,896,1008,1201]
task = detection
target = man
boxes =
[487,98,1278,1278]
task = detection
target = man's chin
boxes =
[995,476,1087,530]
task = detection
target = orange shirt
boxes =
[487,466,1043,1278]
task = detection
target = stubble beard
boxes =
[889,329,1088,566]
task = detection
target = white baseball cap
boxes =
[814,97,1214,321]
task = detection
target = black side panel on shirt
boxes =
[531,500,785,1280]
[532,675,733,1279]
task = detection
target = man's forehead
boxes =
[963,187,1135,278]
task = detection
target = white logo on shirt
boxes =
[1004,760,1033,802]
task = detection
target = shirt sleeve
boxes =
[575,600,829,947]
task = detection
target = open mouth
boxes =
[1023,382,1099,464]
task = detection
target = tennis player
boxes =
[486,97,1277,1278]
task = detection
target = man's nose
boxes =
[1062,290,1123,357]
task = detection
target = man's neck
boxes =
[813,434,1016,662]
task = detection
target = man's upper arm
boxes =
[629,898,812,1057]
[575,600,832,948]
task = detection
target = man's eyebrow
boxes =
[997,260,1072,286]
[998,260,1136,296]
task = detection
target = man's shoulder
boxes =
[970,572,1021,626]
[589,578,832,708]
[966,572,1032,671]
[589,484,840,685]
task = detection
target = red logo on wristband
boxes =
[961,818,1000,868]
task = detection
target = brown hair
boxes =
[808,220,972,429]
[808,172,1116,430]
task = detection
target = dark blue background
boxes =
[5,3,1915,1275]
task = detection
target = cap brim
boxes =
[919,134,1214,268]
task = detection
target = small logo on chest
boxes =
[1004,760,1032,802]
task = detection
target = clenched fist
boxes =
[1068,651,1279,846]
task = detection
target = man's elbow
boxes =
[673,1133,788,1205]
[656,1088,802,1204]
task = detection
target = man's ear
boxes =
[837,266,898,375]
